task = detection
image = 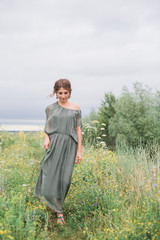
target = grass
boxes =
[0,131,160,239]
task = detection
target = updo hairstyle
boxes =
[50,79,72,98]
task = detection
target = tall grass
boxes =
[0,132,160,239]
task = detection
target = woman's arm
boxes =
[75,126,82,164]
[43,133,50,150]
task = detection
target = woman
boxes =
[34,79,82,225]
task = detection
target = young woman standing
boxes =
[34,79,82,224]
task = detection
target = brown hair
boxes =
[50,79,72,97]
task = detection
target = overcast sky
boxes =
[0,0,160,121]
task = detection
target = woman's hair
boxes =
[50,79,72,97]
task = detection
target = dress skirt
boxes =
[34,132,77,213]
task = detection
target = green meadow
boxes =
[0,131,160,240]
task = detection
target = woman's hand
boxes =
[75,151,82,164]
[43,134,50,150]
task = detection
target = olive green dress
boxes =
[34,101,82,213]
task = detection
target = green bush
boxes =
[82,82,160,150]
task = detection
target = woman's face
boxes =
[57,87,70,103]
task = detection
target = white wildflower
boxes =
[100,141,106,147]
[85,125,92,129]
[102,134,106,137]
[91,120,99,124]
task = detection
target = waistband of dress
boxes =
[49,131,70,137]
[49,132,78,143]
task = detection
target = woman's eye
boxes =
[58,91,68,95]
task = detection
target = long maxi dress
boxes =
[34,101,82,213]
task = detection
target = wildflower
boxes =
[101,123,106,126]
[8,235,14,239]
[6,202,9,208]
[0,187,2,191]
[8,236,14,239]
[100,141,106,146]
[102,134,106,137]
[0,230,7,234]
[153,184,157,187]
[85,125,92,129]
[100,128,105,130]
[91,120,99,124]
[96,137,101,139]
[92,219,95,221]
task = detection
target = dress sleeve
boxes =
[76,110,82,128]
[44,105,51,133]
[45,106,49,120]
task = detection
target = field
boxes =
[0,132,160,240]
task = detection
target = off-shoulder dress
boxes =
[34,101,82,213]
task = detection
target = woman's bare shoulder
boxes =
[70,102,80,110]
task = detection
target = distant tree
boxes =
[82,82,160,150]
[82,108,98,124]
[109,82,160,148]
[97,92,117,149]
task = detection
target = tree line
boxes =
[82,82,160,150]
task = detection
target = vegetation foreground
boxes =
[0,132,160,240]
